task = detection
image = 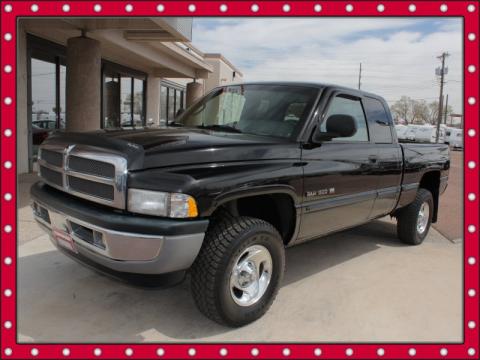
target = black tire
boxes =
[397,188,434,245]
[190,213,285,327]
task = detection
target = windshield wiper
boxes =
[167,121,184,127]
[197,124,242,133]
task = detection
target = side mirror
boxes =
[312,114,357,142]
[175,108,185,118]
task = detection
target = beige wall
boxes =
[204,57,243,93]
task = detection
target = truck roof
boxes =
[223,81,385,101]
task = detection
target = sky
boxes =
[192,18,463,114]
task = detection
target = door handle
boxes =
[368,155,378,163]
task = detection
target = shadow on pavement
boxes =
[18,220,406,342]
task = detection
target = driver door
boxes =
[297,93,378,243]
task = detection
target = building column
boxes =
[66,36,101,131]
[186,81,204,107]
[146,75,161,126]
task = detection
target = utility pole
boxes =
[358,62,362,90]
[443,94,449,124]
[435,52,449,142]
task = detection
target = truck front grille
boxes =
[38,144,127,209]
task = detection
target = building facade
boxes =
[17,17,242,174]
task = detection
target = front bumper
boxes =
[30,182,209,275]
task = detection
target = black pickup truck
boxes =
[31,82,449,327]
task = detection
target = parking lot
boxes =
[17,152,463,343]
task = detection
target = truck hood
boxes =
[45,128,300,170]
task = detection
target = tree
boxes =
[390,96,411,124]
[412,100,429,124]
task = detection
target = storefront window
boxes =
[102,61,146,129]
[160,82,186,125]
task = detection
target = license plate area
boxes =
[52,227,78,253]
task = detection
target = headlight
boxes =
[127,189,198,218]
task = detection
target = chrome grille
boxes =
[38,144,127,209]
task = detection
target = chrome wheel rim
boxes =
[417,201,430,234]
[229,244,273,307]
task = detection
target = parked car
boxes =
[444,127,463,150]
[31,82,449,327]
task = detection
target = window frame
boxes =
[160,80,186,124]
[101,60,147,129]
[363,95,395,144]
[318,92,371,144]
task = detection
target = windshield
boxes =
[177,84,319,139]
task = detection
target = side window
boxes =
[363,97,393,143]
[321,95,369,142]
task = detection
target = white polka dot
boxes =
[468,257,476,265]
[468,289,476,297]
[468,348,476,356]
[468,65,476,73]
[94,4,101,12]
[62,4,70,12]
[346,348,353,356]
[251,4,259,12]
[467,4,476,12]
[188,4,196,12]
[125,4,133,12]
[468,129,476,137]
[188,348,196,356]
[468,97,476,105]
[377,4,385,12]
[4,225,12,233]
[314,348,322,356]
[4,4,12,12]
[251,348,259,356]
[4,65,12,73]
[4,161,12,169]
[4,348,12,356]
[468,33,476,41]
[62,348,70,356]
[468,161,476,169]
[283,4,291,12]
[4,321,12,329]
[409,348,416,356]
[440,348,448,356]
[314,4,322,12]
[4,257,12,265]
[377,348,385,356]
[31,348,39,356]
[468,193,476,201]
[219,4,227,12]
[4,97,12,105]
[219,348,227,356]
[346,4,353,12]
[94,348,101,356]
[283,348,290,356]
[440,4,448,12]
[156,348,165,356]
[4,193,12,201]
[468,225,476,233]
[156,4,164,12]
[4,33,12,41]
[125,348,133,356]
[468,321,476,329]
[31,4,39,12]
[4,129,12,137]
[4,289,12,297]
[408,4,416,12]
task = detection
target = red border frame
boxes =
[1,1,478,359]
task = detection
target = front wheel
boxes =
[190,215,285,327]
[397,188,434,245]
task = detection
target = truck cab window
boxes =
[321,95,369,142]
[363,97,393,143]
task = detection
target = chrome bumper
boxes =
[32,199,205,275]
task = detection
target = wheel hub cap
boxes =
[230,244,273,307]
[417,201,430,234]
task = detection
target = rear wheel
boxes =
[397,188,434,245]
[190,214,285,327]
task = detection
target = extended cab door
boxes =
[362,96,403,218]
[297,92,378,243]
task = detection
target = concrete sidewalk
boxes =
[17,215,462,343]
